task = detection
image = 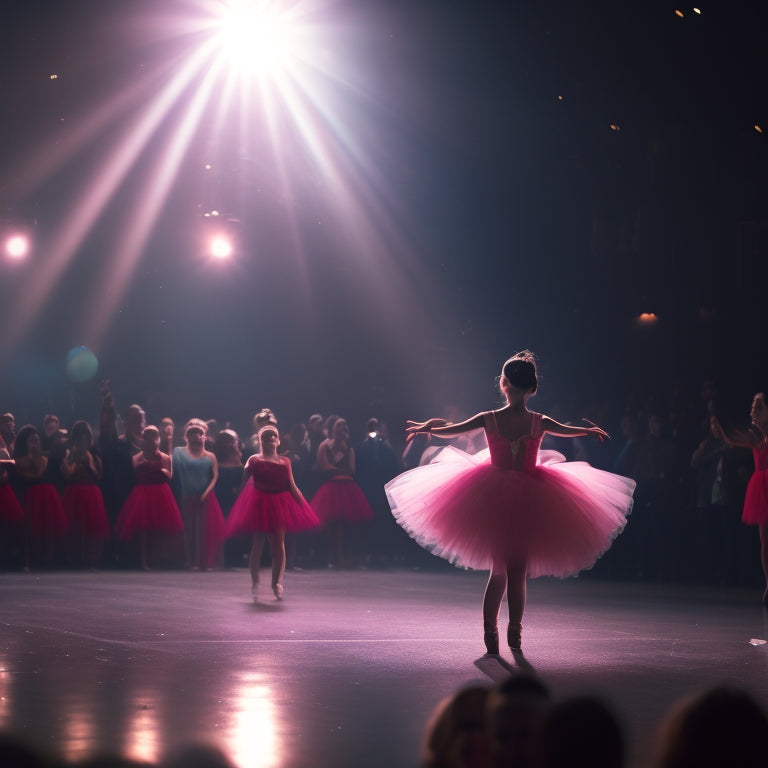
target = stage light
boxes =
[5,234,31,260]
[209,234,234,259]
[637,312,659,324]
[214,1,296,77]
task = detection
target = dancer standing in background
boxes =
[716,391,768,604]
[386,351,635,655]
[173,419,226,570]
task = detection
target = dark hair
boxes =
[502,350,538,394]
[13,425,39,457]
[70,420,94,446]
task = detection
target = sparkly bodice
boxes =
[484,411,543,472]
[250,458,291,494]
[134,457,167,485]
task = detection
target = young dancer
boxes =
[60,420,110,567]
[115,425,183,570]
[716,391,768,604]
[311,417,374,568]
[173,419,226,570]
[227,424,319,601]
[385,351,636,655]
[13,425,69,568]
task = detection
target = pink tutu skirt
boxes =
[385,448,634,577]
[24,484,68,538]
[181,494,228,568]
[115,483,184,540]
[62,484,110,539]
[0,483,24,523]
[742,469,768,525]
[227,484,319,535]
[311,476,375,524]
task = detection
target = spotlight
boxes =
[209,234,234,259]
[5,234,30,260]
[1,220,34,262]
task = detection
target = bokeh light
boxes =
[4,233,31,260]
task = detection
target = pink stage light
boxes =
[209,234,234,259]
[4,233,31,260]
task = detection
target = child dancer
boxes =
[115,425,183,570]
[61,421,110,567]
[227,424,319,601]
[385,351,636,655]
[173,419,226,570]
[14,425,69,568]
[716,391,768,604]
[311,417,374,568]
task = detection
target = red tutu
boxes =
[181,494,228,568]
[62,484,110,540]
[311,475,375,524]
[24,484,68,538]
[0,483,24,524]
[227,482,319,534]
[115,483,183,540]
[386,412,635,576]
[742,447,768,525]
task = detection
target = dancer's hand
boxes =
[405,419,448,443]
[582,420,610,442]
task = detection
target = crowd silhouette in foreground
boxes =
[1,674,767,767]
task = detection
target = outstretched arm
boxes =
[406,413,485,441]
[541,415,609,442]
[714,416,764,449]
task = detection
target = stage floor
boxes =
[1,569,767,767]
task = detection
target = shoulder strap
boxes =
[530,412,542,437]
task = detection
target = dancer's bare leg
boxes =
[250,533,265,597]
[759,523,768,604]
[482,563,507,654]
[506,559,527,650]
[269,530,286,599]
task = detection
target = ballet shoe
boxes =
[272,582,284,600]
[483,629,500,655]
[507,623,522,651]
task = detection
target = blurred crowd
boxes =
[0,373,764,588]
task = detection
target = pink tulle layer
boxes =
[311,476,374,524]
[24,484,68,538]
[742,469,768,525]
[62,484,110,539]
[181,494,227,568]
[115,483,184,540]
[385,447,635,577]
[227,483,320,535]
[0,483,24,523]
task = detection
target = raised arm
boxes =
[713,416,764,450]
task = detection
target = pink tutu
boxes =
[386,444,634,577]
[181,494,228,568]
[24,484,68,538]
[742,446,768,525]
[0,483,24,524]
[62,484,110,539]
[311,475,374,524]
[115,483,183,540]
[227,482,319,534]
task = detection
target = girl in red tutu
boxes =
[227,424,318,601]
[386,351,636,655]
[14,425,69,568]
[716,391,768,604]
[61,421,110,567]
[311,417,374,568]
[0,439,23,525]
[115,425,183,570]
[173,419,226,570]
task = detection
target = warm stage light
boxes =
[214,1,296,76]
[5,234,31,260]
[210,234,234,259]
[637,312,659,324]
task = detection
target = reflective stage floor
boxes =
[2,569,767,767]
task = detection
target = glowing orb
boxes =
[65,346,99,383]
[210,235,233,259]
[5,234,30,260]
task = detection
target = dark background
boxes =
[1,0,766,437]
